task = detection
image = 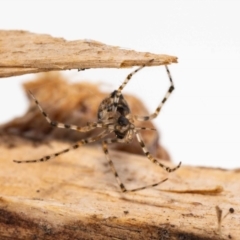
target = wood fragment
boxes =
[162,185,224,194]
[0,136,239,239]
[0,30,177,78]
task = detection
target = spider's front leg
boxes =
[117,59,154,92]
[134,65,175,121]
[111,59,154,112]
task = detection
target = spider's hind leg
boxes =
[102,139,168,193]
[134,129,181,173]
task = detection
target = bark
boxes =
[0,30,177,78]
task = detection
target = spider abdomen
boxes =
[97,91,130,120]
[115,115,131,139]
[97,91,131,139]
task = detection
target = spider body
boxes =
[13,59,181,192]
[98,90,132,139]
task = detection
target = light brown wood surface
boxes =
[0,30,177,78]
[0,136,239,240]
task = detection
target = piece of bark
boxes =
[0,30,177,78]
[0,72,170,160]
[0,135,239,240]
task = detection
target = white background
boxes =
[0,0,240,169]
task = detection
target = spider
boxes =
[13,59,181,192]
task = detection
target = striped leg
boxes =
[102,139,168,192]
[13,131,108,163]
[118,59,154,92]
[135,127,156,131]
[28,90,105,132]
[134,65,174,121]
[112,59,154,111]
[134,129,181,172]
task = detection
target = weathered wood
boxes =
[0,30,177,78]
[0,136,239,240]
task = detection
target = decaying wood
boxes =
[0,30,177,78]
[0,135,239,240]
[0,73,170,160]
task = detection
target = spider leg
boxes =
[112,59,154,111]
[135,127,156,131]
[118,59,154,92]
[28,90,106,132]
[13,130,108,163]
[102,138,168,192]
[134,129,181,172]
[134,65,174,121]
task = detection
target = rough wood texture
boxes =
[0,30,177,78]
[0,135,239,240]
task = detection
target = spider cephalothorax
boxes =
[13,59,181,192]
